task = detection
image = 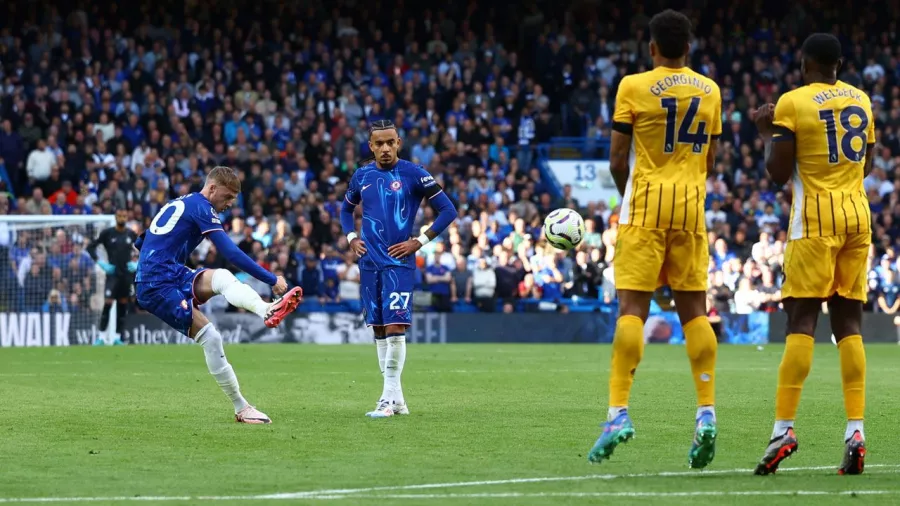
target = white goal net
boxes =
[0,215,118,347]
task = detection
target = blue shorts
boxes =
[360,268,415,327]
[136,266,208,336]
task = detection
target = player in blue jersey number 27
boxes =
[134,166,303,424]
[341,120,457,418]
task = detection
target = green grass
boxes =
[0,343,897,505]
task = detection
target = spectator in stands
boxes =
[877,269,900,314]
[733,278,761,315]
[300,256,324,304]
[569,250,601,299]
[26,139,55,183]
[337,252,361,302]
[451,258,473,306]
[426,260,453,312]
[472,258,497,312]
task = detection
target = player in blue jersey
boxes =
[341,120,457,418]
[134,166,303,424]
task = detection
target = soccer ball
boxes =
[543,208,585,250]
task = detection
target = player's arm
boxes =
[207,230,277,286]
[340,173,366,255]
[864,103,876,177]
[610,77,635,196]
[192,204,278,286]
[134,231,145,251]
[387,171,457,259]
[340,174,361,235]
[758,98,795,186]
[707,87,723,174]
[86,228,106,261]
[416,172,457,242]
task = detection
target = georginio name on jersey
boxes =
[649,73,714,97]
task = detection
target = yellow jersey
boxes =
[613,66,721,231]
[772,81,874,240]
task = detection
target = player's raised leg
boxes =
[194,268,302,328]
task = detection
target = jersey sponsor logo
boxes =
[210,207,222,224]
[420,175,436,187]
[390,180,402,191]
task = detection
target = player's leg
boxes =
[588,225,662,463]
[194,268,301,327]
[367,268,413,418]
[829,234,869,475]
[111,277,133,345]
[667,230,718,469]
[188,270,270,424]
[361,269,391,417]
[189,308,270,424]
[98,276,117,344]
[754,237,835,475]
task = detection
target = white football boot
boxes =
[365,399,396,418]
[235,405,272,424]
[393,401,410,415]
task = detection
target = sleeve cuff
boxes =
[612,121,633,135]
[772,125,794,142]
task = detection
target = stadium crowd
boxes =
[2,0,900,317]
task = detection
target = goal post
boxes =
[0,214,120,347]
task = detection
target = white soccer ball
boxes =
[543,208,585,250]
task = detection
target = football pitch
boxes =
[1,343,899,505]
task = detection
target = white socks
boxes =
[211,269,270,318]
[846,420,864,441]
[376,338,388,375]
[382,334,406,404]
[608,406,626,421]
[772,420,794,439]
[196,323,250,413]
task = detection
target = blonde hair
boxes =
[207,166,241,192]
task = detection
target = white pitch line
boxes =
[1,464,898,503]
[330,490,898,499]
[275,463,900,499]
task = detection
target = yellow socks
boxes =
[683,317,717,408]
[775,334,815,422]
[608,315,645,409]
[838,335,866,424]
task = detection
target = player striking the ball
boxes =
[341,120,457,418]
[752,33,873,476]
[135,166,303,424]
[587,9,722,468]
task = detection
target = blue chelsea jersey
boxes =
[345,159,442,271]
[136,193,224,284]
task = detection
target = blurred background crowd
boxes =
[2,0,900,317]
